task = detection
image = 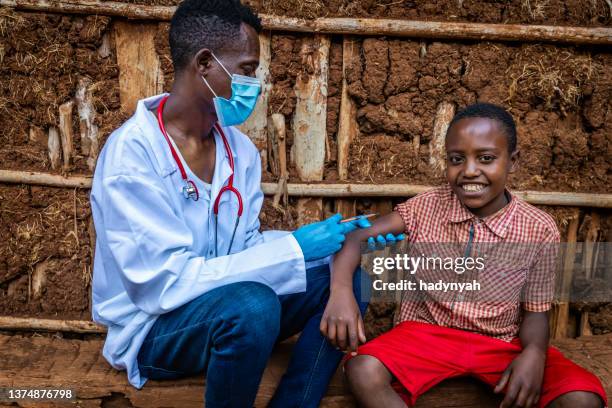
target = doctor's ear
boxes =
[194,49,214,77]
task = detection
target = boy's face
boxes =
[445,117,518,218]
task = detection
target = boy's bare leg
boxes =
[345,355,407,408]
[547,391,603,408]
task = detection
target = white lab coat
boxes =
[90,94,308,389]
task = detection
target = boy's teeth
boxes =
[462,184,484,192]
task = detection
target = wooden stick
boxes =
[114,20,163,113]
[28,126,45,146]
[579,213,601,336]
[58,100,74,170]
[2,0,611,45]
[47,126,61,170]
[0,316,106,333]
[0,170,92,188]
[2,170,612,208]
[31,260,48,301]
[552,208,580,339]
[75,77,100,172]
[429,101,455,175]
[268,113,286,178]
[337,36,359,181]
[268,114,288,208]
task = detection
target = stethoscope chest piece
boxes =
[182,180,199,201]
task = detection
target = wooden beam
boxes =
[292,35,330,225]
[552,209,580,339]
[579,213,601,337]
[337,36,359,181]
[0,316,106,333]
[114,20,164,113]
[336,36,359,220]
[2,0,611,45]
[2,170,612,208]
[292,34,330,183]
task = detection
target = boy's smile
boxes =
[445,117,519,218]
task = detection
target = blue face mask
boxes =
[202,53,261,127]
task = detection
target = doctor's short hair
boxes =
[169,0,262,73]
[447,102,517,154]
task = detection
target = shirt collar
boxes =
[446,185,518,238]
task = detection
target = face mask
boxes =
[201,53,261,127]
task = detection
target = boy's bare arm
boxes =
[331,211,406,292]
[320,211,406,353]
[496,311,549,408]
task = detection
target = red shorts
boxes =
[347,321,607,407]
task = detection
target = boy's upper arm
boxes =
[348,211,407,243]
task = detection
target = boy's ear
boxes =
[193,48,214,77]
[509,149,520,174]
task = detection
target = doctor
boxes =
[90,0,400,407]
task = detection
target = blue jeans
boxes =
[137,264,370,408]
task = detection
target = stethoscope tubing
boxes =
[156,95,243,256]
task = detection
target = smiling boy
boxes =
[321,103,607,407]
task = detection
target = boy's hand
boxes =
[495,345,546,408]
[320,287,366,354]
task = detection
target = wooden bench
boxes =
[0,333,609,407]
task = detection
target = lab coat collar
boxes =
[135,94,236,203]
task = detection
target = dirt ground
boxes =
[0,8,610,334]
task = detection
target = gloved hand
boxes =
[367,233,406,252]
[292,213,372,261]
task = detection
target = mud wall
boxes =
[0,5,610,337]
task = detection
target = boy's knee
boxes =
[345,355,391,390]
[549,391,603,408]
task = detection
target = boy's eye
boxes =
[448,155,464,165]
[479,155,496,163]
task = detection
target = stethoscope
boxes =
[156,95,243,257]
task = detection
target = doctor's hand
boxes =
[292,213,370,261]
[367,233,406,251]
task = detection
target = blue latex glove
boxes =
[292,214,372,261]
[367,233,406,252]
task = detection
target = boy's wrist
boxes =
[330,283,353,296]
[522,344,547,360]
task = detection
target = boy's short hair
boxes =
[169,0,262,74]
[447,103,517,153]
